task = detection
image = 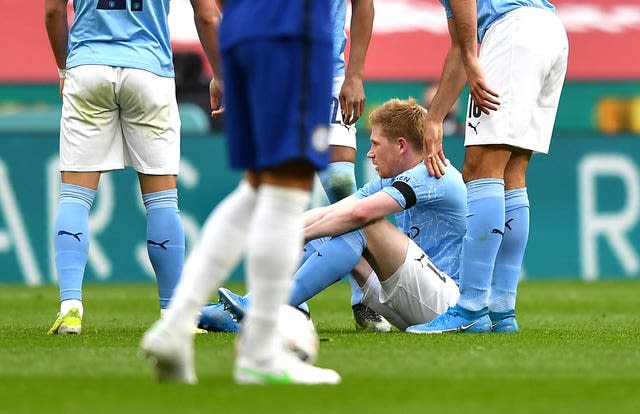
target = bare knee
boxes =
[462,145,515,183]
[503,150,532,190]
[138,173,176,195]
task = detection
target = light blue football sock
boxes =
[289,229,365,306]
[143,189,185,310]
[457,178,505,312]
[490,188,529,313]
[318,161,364,304]
[295,239,327,314]
[300,238,327,266]
[55,184,96,302]
[348,274,364,306]
[318,161,357,204]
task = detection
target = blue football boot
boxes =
[405,304,492,334]
[198,302,240,333]
[218,287,249,322]
[489,310,519,333]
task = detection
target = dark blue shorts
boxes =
[221,37,332,171]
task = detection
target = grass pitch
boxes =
[1,280,639,414]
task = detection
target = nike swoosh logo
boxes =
[459,320,479,331]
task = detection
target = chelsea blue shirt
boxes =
[354,162,467,282]
[67,0,174,77]
[219,0,332,52]
[440,0,556,43]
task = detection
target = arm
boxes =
[340,0,374,125]
[304,192,402,241]
[423,18,468,178]
[303,195,359,228]
[44,0,69,96]
[190,0,224,116]
[449,0,499,114]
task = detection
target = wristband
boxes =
[57,67,66,79]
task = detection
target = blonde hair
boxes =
[368,98,427,152]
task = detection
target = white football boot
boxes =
[140,319,197,384]
[234,352,341,385]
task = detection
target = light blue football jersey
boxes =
[440,0,556,43]
[354,162,467,282]
[66,0,174,77]
[330,0,347,77]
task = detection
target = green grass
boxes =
[1,280,639,413]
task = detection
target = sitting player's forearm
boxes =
[303,206,330,228]
[304,210,371,241]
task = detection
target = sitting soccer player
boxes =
[201,98,477,332]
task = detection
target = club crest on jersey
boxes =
[311,125,330,152]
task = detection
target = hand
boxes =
[339,75,365,125]
[209,78,224,117]
[465,59,500,114]
[423,120,448,178]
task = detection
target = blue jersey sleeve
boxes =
[354,176,390,199]
[381,163,444,210]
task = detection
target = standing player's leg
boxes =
[489,151,530,333]
[118,68,187,316]
[138,175,185,315]
[140,176,259,383]
[410,9,535,333]
[233,36,339,385]
[490,9,567,333]
[489,10,567,332]
[235,164,316,378]
[140,55,259,383]
[411,145,511,333]
[48,174,99,335]
[49,65,120,335]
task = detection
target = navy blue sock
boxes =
[143,189,185,310]
[55,184,95,302]
[289,229,365,306]
[457,179,505,311]
[490,188,529,313]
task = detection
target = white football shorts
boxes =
[59,65,180,174]
[464,7,569,154]
[328,75,357,149]
[362,239,460,329]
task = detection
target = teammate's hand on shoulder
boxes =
[423,120,447,179]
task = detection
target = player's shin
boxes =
[457,179,505,312]
[143,189,185,311]
[490,188,529,318]
[240,185,309,364]
[55,184,96,315]
[288,229,365,306]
